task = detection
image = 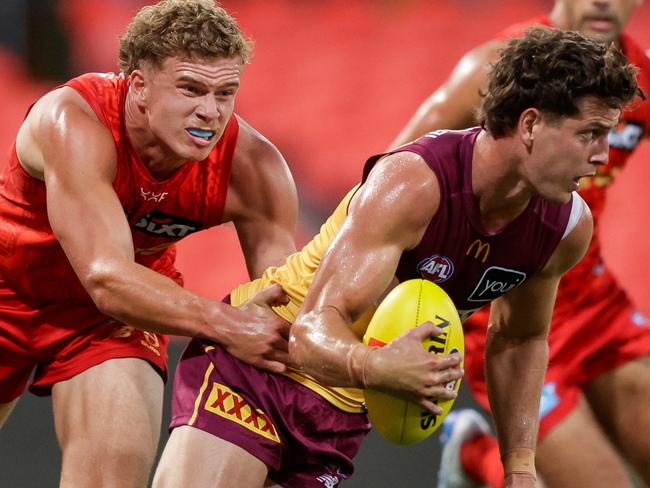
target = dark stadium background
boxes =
[1,1,648,486]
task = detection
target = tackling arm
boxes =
[23,88,241,338]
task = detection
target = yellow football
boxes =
[363,279,464,445]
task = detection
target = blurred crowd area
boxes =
[1,0,649,310]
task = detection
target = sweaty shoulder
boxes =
[428,38,503,132]
[224,115,297,222]
[15,85,113,180]
[231,116,285,170]
[229,115,295,193]
[355,150,439,250]
[457,39,503,73]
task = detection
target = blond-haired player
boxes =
[0,1,298,486]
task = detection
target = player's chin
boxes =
[179,143,215,162]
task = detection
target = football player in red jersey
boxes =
[391,1,650,487]
[0,1,298,486]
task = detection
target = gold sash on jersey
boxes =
[230,186,371,413]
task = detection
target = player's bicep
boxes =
[37,91,135,282]
[302,152,439,324]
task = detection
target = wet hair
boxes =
[118,0,252,75]
[478,26,643,137]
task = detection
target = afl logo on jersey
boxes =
[417,255,454,283]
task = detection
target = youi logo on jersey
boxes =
[417,255,454,283]
[468,266,527,302]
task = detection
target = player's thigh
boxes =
[0,398,20,429]
[536,395,634,488]
[153,425,268,488]
[585,354,650,481]
[52,358,163,472]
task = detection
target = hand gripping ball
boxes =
[363,279,464,444]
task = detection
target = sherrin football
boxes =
[363,279,464,445]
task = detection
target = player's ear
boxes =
[129,70,147,106]
[518,108,540,149]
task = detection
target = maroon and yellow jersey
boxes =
[0,72,238,303]
[230,128,577,411]
[497,17,650,316]
[372,129,575,321]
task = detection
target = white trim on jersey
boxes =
[562,191,588,240]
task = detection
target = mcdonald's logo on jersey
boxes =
[466,239,490,263]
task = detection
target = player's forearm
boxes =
[484,326,547,477]
[84,258,236,339]
[290,308,369,388]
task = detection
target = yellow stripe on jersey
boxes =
[189,361,215,426]
[230,185,372,413]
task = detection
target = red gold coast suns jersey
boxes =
[498,18,650,316]
[0,72,238,302]
[231,128,574,412]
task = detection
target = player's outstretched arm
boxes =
[290,152,463,414]
[485,197,593,487]
[389,40,502,149]
[15,88,293,372]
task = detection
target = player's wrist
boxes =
[502,447,536,480]
[346,343,379,388]
[200,299,239,343]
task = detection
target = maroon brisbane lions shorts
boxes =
[170,339,372,488]
[0,277,168,403]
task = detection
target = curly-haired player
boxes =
[391,1,650,487]
[154,28,640,488]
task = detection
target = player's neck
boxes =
[123,88,186,180]
[471,131,534,235]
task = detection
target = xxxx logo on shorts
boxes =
[204,382,280,443]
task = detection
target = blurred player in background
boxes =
[0,1,298,486]
[153,28,640,488]
[391,1,650,487]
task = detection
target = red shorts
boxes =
[171,339,372,488]
[464,272,650,441]
[0,278,168,402]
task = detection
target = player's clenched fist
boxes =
[218,284,292,373]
